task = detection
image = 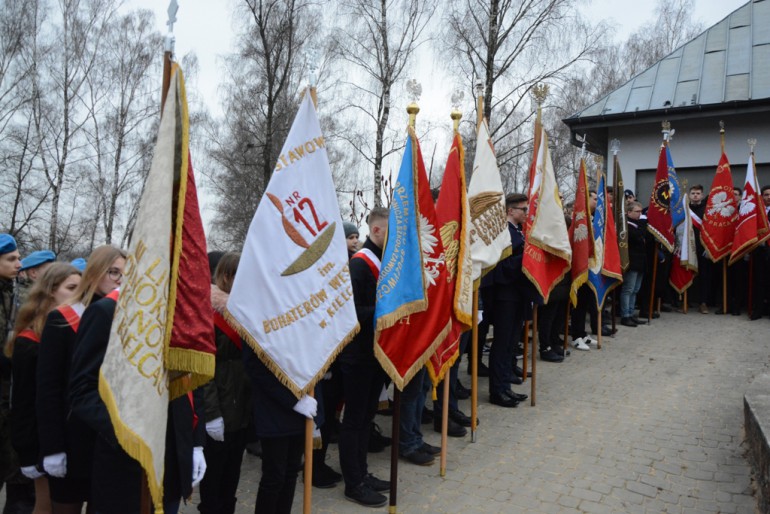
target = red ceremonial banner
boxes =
[701,152,738,262]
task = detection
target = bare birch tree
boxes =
[332,0,435,207]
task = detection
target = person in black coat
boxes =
[36,245,125,513]
[68,291,207,514]
[336,207,390,508]
[620,201,647,326]
[8,263,81,514]
[480,193,535,407]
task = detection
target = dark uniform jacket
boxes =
[37,302,96,478]
[338,237,381,364]
[481,222,539,310]
[627,219,648,272]
[69,295,205,512]
[10,332,41,467]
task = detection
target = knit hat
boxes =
[20,250,56,271]
[343,222,359,238]
[0,234,17,255]
[624,189,635,199]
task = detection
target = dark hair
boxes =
[505,193,527,209]
[214,252,240,294]
[366,207,389,226]
[733,187,742,195]
[689,185,704,192]
[208,251,225,283]
[762,185,770,194]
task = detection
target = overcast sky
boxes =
[125,0,749,118]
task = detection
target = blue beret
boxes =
[70,258,87,272]
[20,250,56,271]
[0,234,17,255]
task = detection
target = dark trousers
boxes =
[435,331,469,415]
[570,285,597,339]
[488,300,524,395]
[752,247,770,316]
[254,434,303,514]
[538,299,566,352]
[399,368,429,454]
[337,358,385,489]
[198,429,247,514]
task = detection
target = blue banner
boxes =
[588,174,619,308]
[375,134,426,323]
[667,146,684,228]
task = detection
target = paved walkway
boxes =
[182,311,767,513]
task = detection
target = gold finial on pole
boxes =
[450,90,463,132]
[661,120,675,143]
[749,138,757,154]
[406,79,422,129]
[531,83,549,125]
[720,120,725,153]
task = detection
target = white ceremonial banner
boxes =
[467,120,511,283]
[227,92,359,397]
[98,72,177,511]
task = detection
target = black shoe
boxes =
[400,448,435,466]
[550,344,570,357]
[620,317,637,327]
[420,442,441,455]
[363,473,389,492]
[448,408,476,427]
[660,303,673,313]
[751,313,763,320]
[434,417,467,437]
[368,423,391,453]
[455,381,470,400]
[503,390,528,401]
[421,406,433,425]
[513,365,531,378]
[631,316,643,324]
[490,393,519,408]
[601,326,613,337]
[509,374,523,385]
[311,462,342,488]
[345,483,387,508]
[539,350,564,362]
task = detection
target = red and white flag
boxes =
[729,151,770,264]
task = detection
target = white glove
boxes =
[292,395,317,419]
[20,465,45,480]
[191,446,206,488]
[43,453,67,478]
[205,417,225,442]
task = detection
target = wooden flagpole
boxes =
[720,124,728,315]
[140,5,177,514]
[470,81,484,444]
[303,392,314,514]
[470,292,479,443]
[440,374,450,476]
[647,245,659,324]
[530,306,537,405]
[748,253,754,317]
[522,321,529,382]
[389,389,401,514]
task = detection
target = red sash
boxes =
[106,289,120,301]
[352,248,381,280]
[188,391,199,430]
[213,311,242,350]
[18,329,40,343]
[56,305,81,333]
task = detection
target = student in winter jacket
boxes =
[36,245,125,513]
[198,253,252,514]
[8,263,81,514]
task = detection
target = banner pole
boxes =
[440,373,450,476]
[564,302,571,354]
[530,305,537,406]
[647,243,659,324]
[597,306,603,350]
[140,472,151,514]
[748,253,754,317]
[521,321,529,383]
[389,389,401,514]
[722,259,728,314]
[470,290,479,443]
[303,391,315,514]
[683,290,688,314]
[611,289,617,334]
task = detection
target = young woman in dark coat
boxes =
[68,291,207,514]
[8,263,81,514]
[198,253,252,514]
[36,245,125,513]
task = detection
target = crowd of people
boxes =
[0,180,767,513]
